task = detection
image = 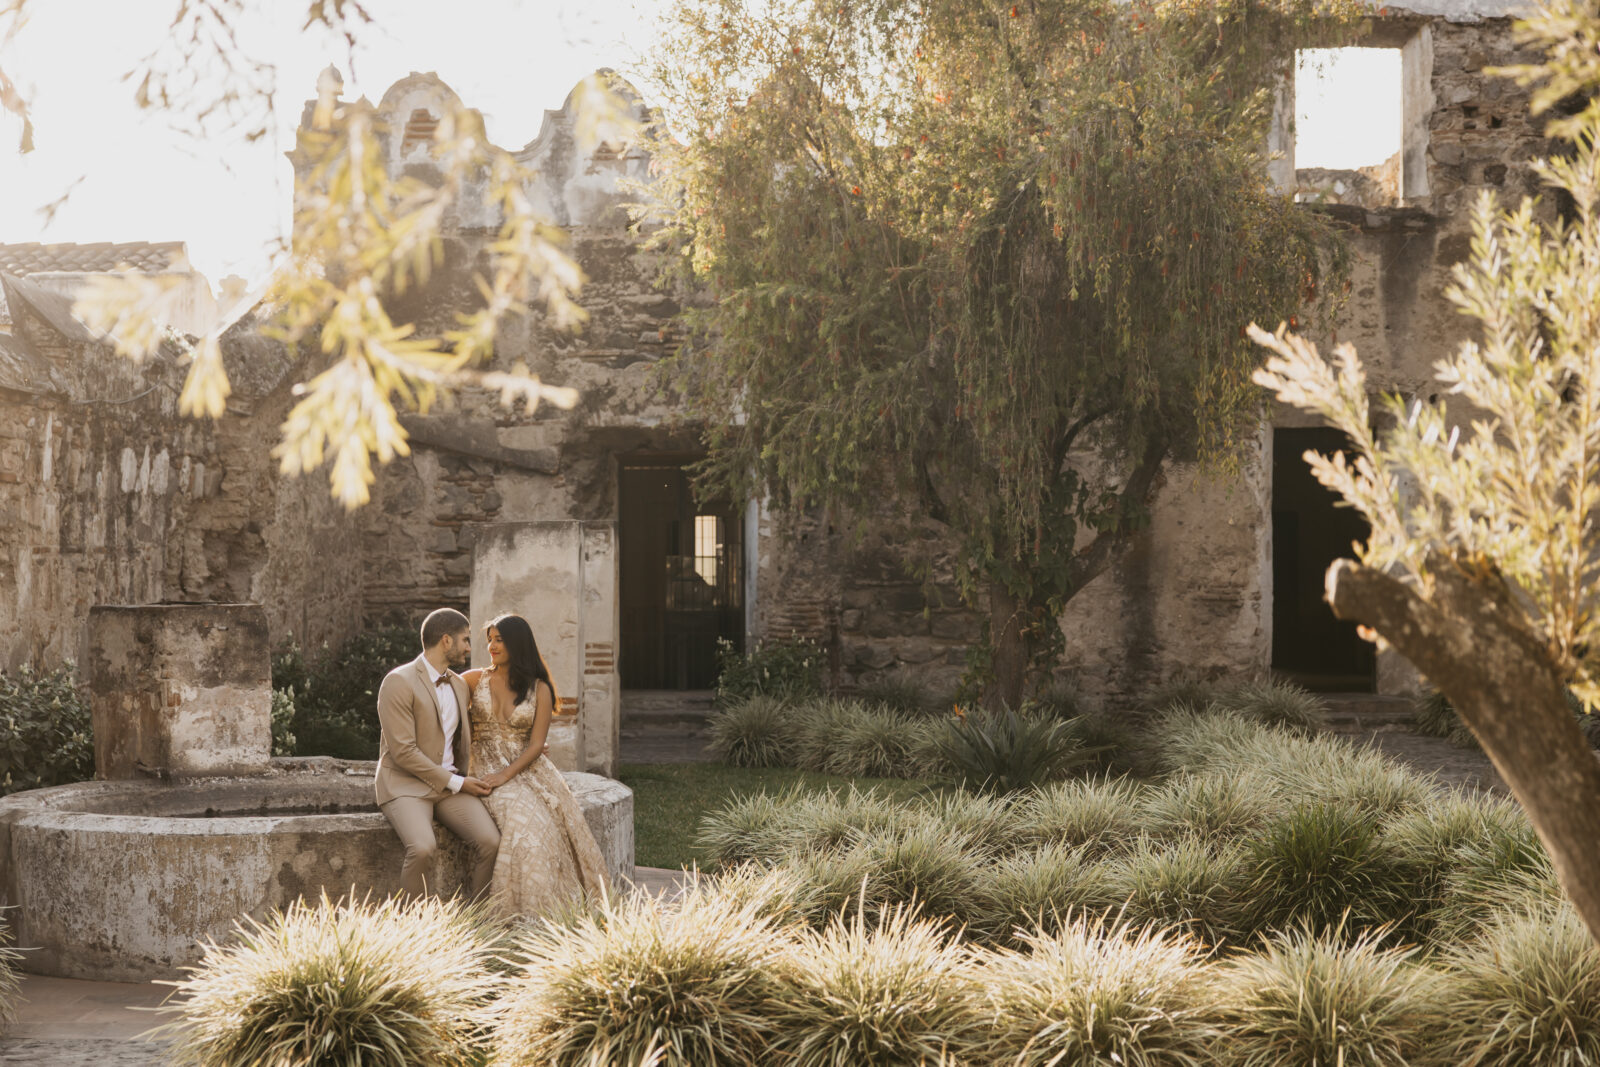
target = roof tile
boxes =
[0,240,187,277]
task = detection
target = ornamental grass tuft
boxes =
[851,822,988,933]
[1435,902,1600,1067]
[772,907,980,1067]
[1140,771,1277,842]
[976,843,1116,945]
[1150,704,1271,775]
[971,917,1220,1067]
[1385,790,1532,939]
[694,789,792,868]
[1222,678,1323,733]
[1105,835,1247,950]
[492,878,791,1067]
[1013,776,1143,851]
[0,913,19,1035]
[160,893,498,1067]
[1215,924,1439,1067]
[822,702,929,779]
[1244,801,1408,939]
[706,695,796,768]
[1429,819,1559,944]
[784,787,916,856]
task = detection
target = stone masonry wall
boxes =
[0,312,364,672]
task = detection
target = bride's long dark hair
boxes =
[488,613,557,709]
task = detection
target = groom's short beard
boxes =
[447,636,472,670]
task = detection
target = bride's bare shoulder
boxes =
[461,668,485,688]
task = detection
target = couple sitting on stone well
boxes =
[373,607,607,918]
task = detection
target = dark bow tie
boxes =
[434,674,452,688]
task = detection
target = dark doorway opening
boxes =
[1272,427,1376,692]
[618,457,745,689]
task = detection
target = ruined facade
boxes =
[0,1,1557,731]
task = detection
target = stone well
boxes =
[0,603,634,981]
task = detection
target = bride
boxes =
[460,613,609,918]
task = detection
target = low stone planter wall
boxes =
[0,757,634,981]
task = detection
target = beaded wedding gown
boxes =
[469,673,609,918]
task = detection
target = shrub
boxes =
[1013,777,1143,851]
[270,687,297,757]
[1140,772,1277,842]
[930,705,1102,794]
[160,894,496,1067]
[713,635,823,706]
[771,908,981,1067]
[854,676,933,713]
[1435,903,1600,1067]
[1105,836,1247,949]
[970,918,1220,1067]
[975,843,1116,945]
[273,626,417,759]
[1244,801,1408,938]
[1215,925,1439,1067]
[707,695,796,768]
[0,663,93,796]
[494,880,791,1067]
[1222,678,1323,733]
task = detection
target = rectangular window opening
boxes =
[1294,47,1404,208]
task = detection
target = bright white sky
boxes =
[1296,47,1402,170]
[0,3,1395,287]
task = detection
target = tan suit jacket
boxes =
[374,654,473,806]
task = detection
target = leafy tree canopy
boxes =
[646,0,1356,702]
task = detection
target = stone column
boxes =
[87,603,272,779]
[470,522,620,776]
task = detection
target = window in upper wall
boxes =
[1294,47,1404,208]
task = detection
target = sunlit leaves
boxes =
[1252,0,1600,697]
[14,4,629,510]
[0,0,30,151]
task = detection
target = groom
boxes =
[375,607,500,900]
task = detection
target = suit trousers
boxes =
[381,791,501,900]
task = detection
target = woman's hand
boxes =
[482,769,512,789]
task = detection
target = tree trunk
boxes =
[984,577,1032,711]
[1326,556,1600,946]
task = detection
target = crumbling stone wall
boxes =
[0,284,363,672]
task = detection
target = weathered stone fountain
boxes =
[0,603,634,981]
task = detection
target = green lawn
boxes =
[619,762,930,869]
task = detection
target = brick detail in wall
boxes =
[765,596,832,645]
[554,696,579,718]
[584,641,615,675]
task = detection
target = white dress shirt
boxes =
[426,660,466,794]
